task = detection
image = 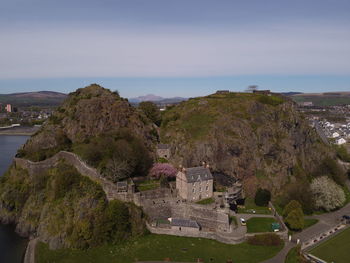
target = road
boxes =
[261,201,350,263]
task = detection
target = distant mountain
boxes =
[281,92,303,96]
[129,94,186,104]
[0,91,67,107]
[291,91,350,106]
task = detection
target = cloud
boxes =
[1,23,350,79]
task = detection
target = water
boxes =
[0,135,29,263]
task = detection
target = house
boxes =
[216,90,230,94]
[332,132,340,138]
[336,138,346,145]
[169,218,200,234]
[253,90,271,95]
[5,104,12,113]
[156,144,171,159]
[176,164,214,201]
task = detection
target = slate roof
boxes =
[184,166,213,183]
[171,218,200,229]
[157,144,170,150]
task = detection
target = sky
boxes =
[0,0,349,97]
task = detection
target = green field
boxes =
[238,198,272,215]
[36,234,283,263]
[309,227,350,263]
[246,217,278,233]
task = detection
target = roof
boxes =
[184,166,213,183]
[157,144,170,150]
[171,218,200,229]
[117,181,127,187]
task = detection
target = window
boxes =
[192,188,195,193]
[206,186,208,191]
[199,187,202,192]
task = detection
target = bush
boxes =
[314,157,347,186]
[247,233,283,246]
[254,188,271,206]
[310,176,346,211]
[139,101,161,126]
[282,182,314,214]
[335,145,350,163]
[283,200,302,218]
[285,208,304,231]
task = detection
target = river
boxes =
[0,135,29,263]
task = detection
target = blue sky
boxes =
[0,0,350,97]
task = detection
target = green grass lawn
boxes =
[238,198,272,215]
[309,227,350,263]
[284,246,299,263]
[135,179,160,191]
[36,234,283,263]
[246,217,278,233]
[196,197,215,205]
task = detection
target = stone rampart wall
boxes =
[170,203,229,231]
[146,223,245,244]
[14,151,130,202]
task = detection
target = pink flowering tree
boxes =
[149,163,177,180]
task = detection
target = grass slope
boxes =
[36,234,283,263]
[246,217,278,233]
[310,227,350,263]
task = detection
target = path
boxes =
[23,238,39,263]
[259,200,350,263]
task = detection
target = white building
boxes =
[336,138,347,145]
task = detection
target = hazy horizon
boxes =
[1,0,350,96]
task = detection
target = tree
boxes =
[104,156,132,182]
[285,207,304,230]
[254,188,271,207]
[139,101,161,126]
[149,163,177,180]
[283,200,302,218]
[310,176,346,211]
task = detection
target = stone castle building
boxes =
[176,164,213,201]
[156,144,171,159]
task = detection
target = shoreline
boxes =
[0,127,40,136]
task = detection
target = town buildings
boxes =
[5,104,12,113]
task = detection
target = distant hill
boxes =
[291,91,350,106]
[129,94,186,104]
[0,91,67,107]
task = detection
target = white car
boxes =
[240,218,246,226]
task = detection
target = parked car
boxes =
[240,218,246,226]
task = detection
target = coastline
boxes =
[0,127,40,136]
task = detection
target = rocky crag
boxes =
[0,84,155,249]
[160,92,334,196]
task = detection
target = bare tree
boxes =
[104,157,132,182]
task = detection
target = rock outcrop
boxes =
[160,92,334,195]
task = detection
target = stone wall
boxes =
[147,223,245,244]
[170,203,229,232]
[14,151,132,202]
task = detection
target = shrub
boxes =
[282,182,314,214]
[283,200,302,218]
[314,157,347,186]
[335,145,350,163]
[139,101,161,126]
[247,233,283,246]
[254,188,271,206]
[310,176,346,211]
[285,208,304,231]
